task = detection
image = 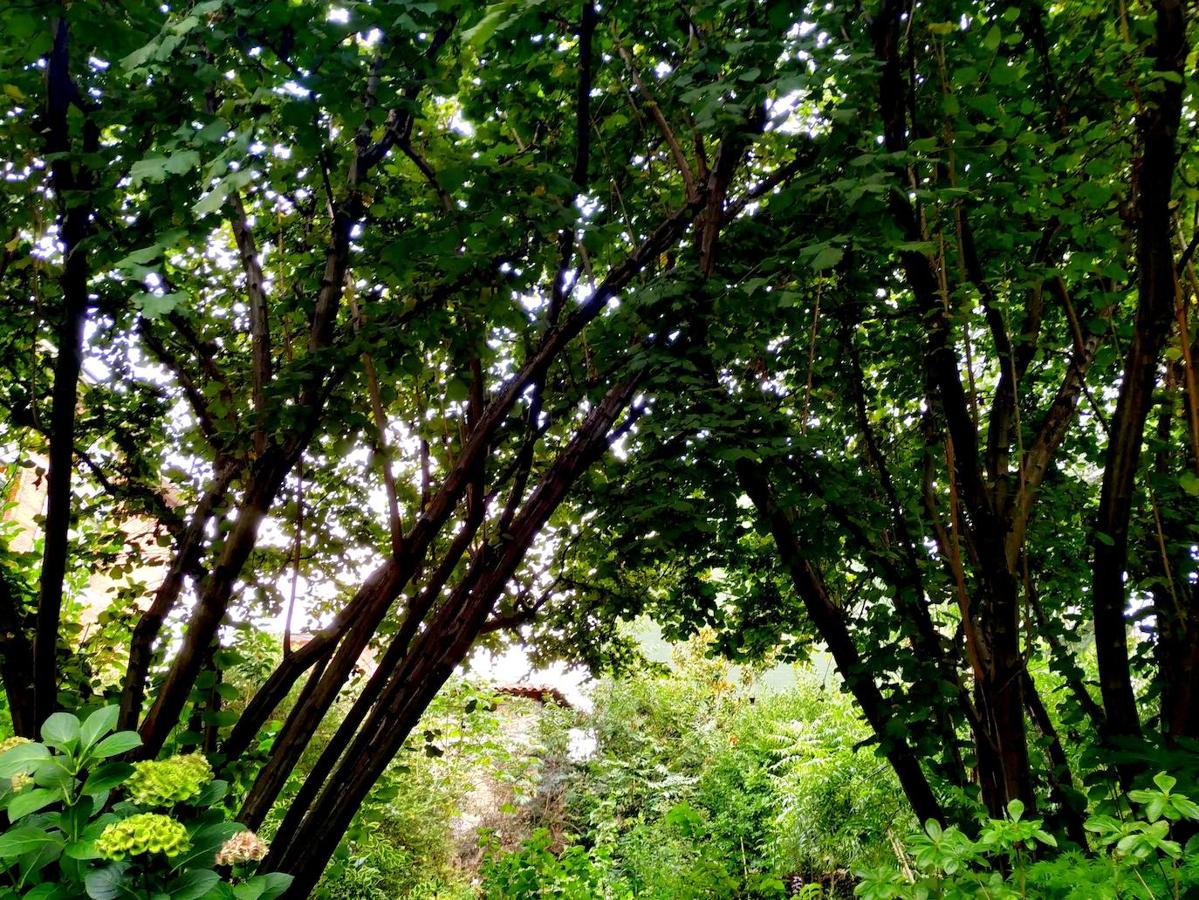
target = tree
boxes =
[568,0,1198,837]
[0,0,802,893]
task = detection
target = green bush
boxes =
[0,706,290,900]
[855,773,1199,899]
[481,829,616,899]
[551,638,900,894]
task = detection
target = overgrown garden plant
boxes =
[0,706,289,899]
[569,0,1199,841]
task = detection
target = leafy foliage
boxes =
[0,707,289,899]
[857,776,1199,899]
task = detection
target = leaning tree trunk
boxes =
[265,374,643,897]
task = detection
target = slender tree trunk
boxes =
[240,498,483,829]
[266,375,642,897]
[1022,670,1086,846]
[118,463,238,730]
[737,459,944,826]
[1090,0,1187,756]
[0,569,35,736]
[35,16,98,724]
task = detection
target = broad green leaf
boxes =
[80,707,120,751]
[90,732,142,760]
[0,743,49,777]
[0,825,61,860]
[167,869,220,900]
[85,862,130,900]
[82,762,133,797]
[463,5,514,48]
[40,714,81,751]
[33,758,72,792]
[811,246,843,270]
[234,874,292,900]
[63,839,102,861]
[8,788,59,821]
[134,291,186,319]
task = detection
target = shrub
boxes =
[855,773,1199,899]
[0,706,291,899]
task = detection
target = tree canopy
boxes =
[1,0,1197,895]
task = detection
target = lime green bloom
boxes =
[126,752,213,806]
[95,813,190,860]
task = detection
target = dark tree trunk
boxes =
[737,460,945,826]
[1089,0,1187,760]
[118,463,238,730]
[0,569,35,736]
[35,17,98,725]
[265,375,642,898]
[1023,671,1087,846]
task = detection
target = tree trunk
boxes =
[265,375,642,897]
[1090,0,1187,757]
[736,459,944,826]
[34,17,98,725]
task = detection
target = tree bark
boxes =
[736,459,944,826]
[118,463,238,730]
[266,375,642,897]
[0,567,35,736]
[35,16,98,724]
[1089,0,1188,754]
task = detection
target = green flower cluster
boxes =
[95,813,190,860]
[126,752,213,806]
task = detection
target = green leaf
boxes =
[982,25,1001,52]
[1152,772,1177,794]
[463,5,514,48]
[0,825,61,860]
[234,874,292,900]
[33,758,72,792]
[0,743,49,777]
[170,822,242,871]
[168,869,220,900]
[1172,796,1199,821]
[85,862,130,900]
[41,713,81,751]
[8,788,59,821]
[192,779,228,808]
[63,839,102,861]
[990,62,1021,85]
[811,246,843,270]
[112,245,162,269]
[1180,471,1199,496]
[134,291,186,319]
[129,157,171,185]
[80,707,120,751]
[82,762,133,797]
[90,732,142,760]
